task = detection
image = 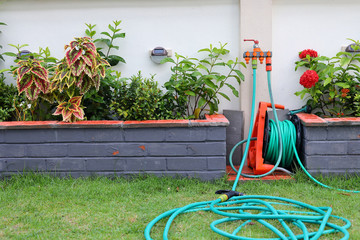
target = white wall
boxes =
[272,0,360,110]
[4,0,360,116]
[0,0,240,112]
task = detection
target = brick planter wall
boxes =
[297,113,360,175]
[0,115,229,180]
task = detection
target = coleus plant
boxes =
[13,37,109,122]
[49,37,109,122]
[51,37,109,94]
[14,58,49,101]
[53,95,84,122]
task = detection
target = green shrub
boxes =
[0,22,6,62]
[82,20,126,120]
[295,39,360,117]
[161,43,245,119]
[110,71,177,121]
[82,69,121,120]
[0,73,22,121]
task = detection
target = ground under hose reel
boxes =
[247,101,303,174]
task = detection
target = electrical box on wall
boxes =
[341,43,360,52]
[149,47,172,64]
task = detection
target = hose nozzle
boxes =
[215,190,244,202]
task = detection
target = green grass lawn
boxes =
[0,172,359,239]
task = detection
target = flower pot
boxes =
[0,115,229,180]
[297,113,360,175]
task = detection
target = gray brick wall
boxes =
[301,125,360,175]
[0,119,228,180]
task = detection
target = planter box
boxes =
[0,115,229,180]
[297,113,360,175]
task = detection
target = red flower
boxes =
[299,49,318,59]
[341,88,350,97]
[300,70,319,88]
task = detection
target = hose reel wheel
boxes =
[290,114,302,153]
[262,111,270,158]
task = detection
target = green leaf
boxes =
[198,97,206,107]
[329,91,336,99]
[336,51,352,57]
[9,43,29,49]
[99,38,111,47]
[226,60,234,65]
[100,31,112,38]
[198,48,211,53]
[199,59,211,65]
[335,82,350,88]
[107,55,126,65]
[113,33,125,38]
[218,92,231,101]
[3,52,17,57]
[203,78,217,89]
[191,71,202,77]
[108,24,116,32]
[160,57,175,64]
[185,90,196,96]
[339,57,351,67]
[233,69,245,81]
[324,77,332,86]
[225,83,239,97]
[197,64,208,71]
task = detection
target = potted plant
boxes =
[294,39,360,175]
[0,22,237,180]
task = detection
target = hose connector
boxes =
[243,39,272,71]
[215,190,244,202]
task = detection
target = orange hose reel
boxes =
[247,101,285,174]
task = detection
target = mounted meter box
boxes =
[150,47,172,64]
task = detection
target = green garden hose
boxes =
[144,69,355,240]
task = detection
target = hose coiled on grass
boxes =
[144,70,355,240]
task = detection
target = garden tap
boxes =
[243,39,272,71]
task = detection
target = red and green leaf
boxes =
[76,72,85,88]
[92,75,100,91]
[66,48,83,66]
[81,54,93,67]
[98,58,110,67]
[62,108,73,122]
[17,65,31,79]
[65,76,76,88]
[83,42,96,52]
[79,77,92,94]
[69,96,82,107]
[60,69,70,80]
[70,40,79,49]
[33,76,49,93]
[83,66,93,78]
[71,59,86,76]
[25,84,41,101]
[72,107,84,120]
[17,74,33,93]
[53,102,67,115]
[31,67,48,81]
[85,50,97,59]
[98,65,106,78]
[58,80,66,93]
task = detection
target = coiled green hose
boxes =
[144,69,355,240]
[265,119,295,169]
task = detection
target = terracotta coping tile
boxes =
[0,115,229,129]
[296,113,360,126]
